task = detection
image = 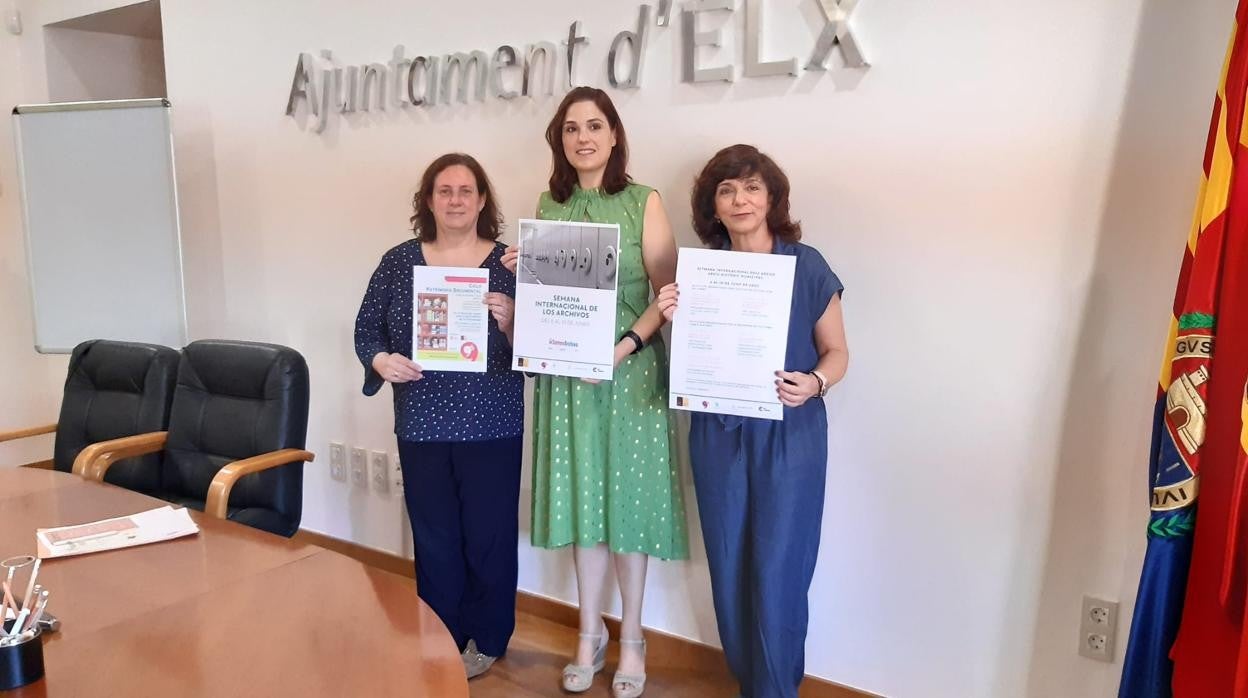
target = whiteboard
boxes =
[13,99,187,353]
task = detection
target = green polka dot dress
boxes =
[529,183,689,560]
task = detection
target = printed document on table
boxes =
[36,506,199,558]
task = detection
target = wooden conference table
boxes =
[0,468,467,697]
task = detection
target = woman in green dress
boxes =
[503,86,687,698]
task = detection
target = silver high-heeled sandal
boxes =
[562,619,609,693]
[612,638,647,698]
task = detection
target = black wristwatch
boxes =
[623,330,645,355]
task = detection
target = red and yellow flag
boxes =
[1121,2,1248,695]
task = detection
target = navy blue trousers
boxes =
[690,405,828,698]
[398,436,522,657]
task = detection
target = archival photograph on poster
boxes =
[511,218,620,379]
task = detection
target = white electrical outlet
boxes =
[390,452,404,495]
[328,442,346,482]
[1078,595,1118,662]
[370,450,389,494]
[349,446,368,487]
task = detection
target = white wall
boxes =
[5,0,1241,695]
[0,14,69,466]
[44,27,165,101]
[0,0,166,468]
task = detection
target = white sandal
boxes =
[612,638,647,698]
[562,619,609,693]
[460,639,496,680]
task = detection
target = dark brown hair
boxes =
[410,153,503,241]
[545,86,631,203]
[691,144,801,247]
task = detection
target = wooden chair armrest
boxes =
[73,432,168,480]
[0,423,57,444]
[206,449,315,520]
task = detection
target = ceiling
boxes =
[48,1,162,40]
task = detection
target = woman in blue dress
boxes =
[658,144,848,698]
[354,153,524,680]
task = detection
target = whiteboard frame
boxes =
[12,98,189,354]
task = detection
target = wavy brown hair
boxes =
[410,153,503,241]
[691,144,801,248]
[545,86,631,203]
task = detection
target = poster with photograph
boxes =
[511,218,620,379]
[411,265,490,372]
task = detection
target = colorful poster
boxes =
[511,218,620,379]
[411,265,489,372]
[668,247,795,421]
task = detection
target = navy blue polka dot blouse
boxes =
[354,240,525,442]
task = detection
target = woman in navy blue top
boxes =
[354,153,524,680]
[658,145,848,698]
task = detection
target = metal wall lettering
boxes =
[807,0,869,70]
[322,51,345,131]
[491,46,521,99]
[360,63,388,111]
[285,53,318,117]
[389,46,412,109]
[407,56,436,107]
[608,4,650,89]
[523,42,558,97]
[282,3,873,131]
[563,21,589,89]
[655,0,672,27]
[681,0,734,83]
[743,0,796,78]
[442,51,490,104]
[342,65,360,113]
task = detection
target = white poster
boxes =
[669,248,796,421]
[511,218,620,379]
[411,265,490,372]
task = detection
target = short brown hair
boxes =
[410,153,503,241]
[690,144,801,247]
[545,86,631,203]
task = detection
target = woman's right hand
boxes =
[657,282,679,322]
[501,245,518,273]
[372,352,423,383]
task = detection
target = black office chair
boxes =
[0,339,179,493]
[76,340,314,537]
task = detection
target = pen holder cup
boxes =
[0,621,43,690]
